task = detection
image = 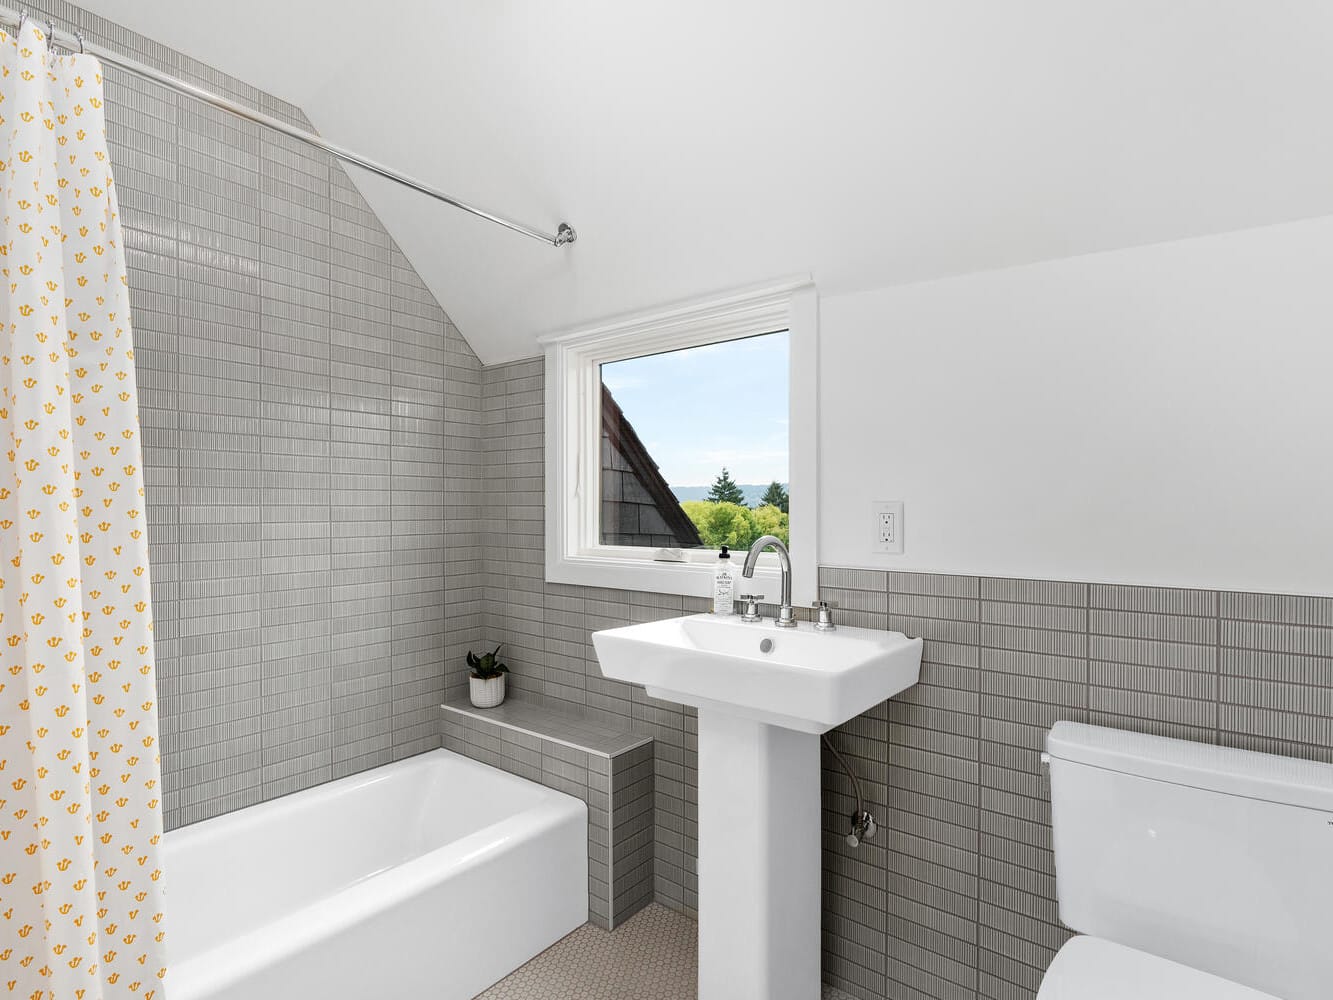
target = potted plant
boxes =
[467,643,509,708]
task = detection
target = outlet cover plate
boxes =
[872,500,905,555]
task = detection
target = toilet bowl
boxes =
[1039,723,1333,1000]
[1036,936,1279,1000]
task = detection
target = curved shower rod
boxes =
[0,5,577,248]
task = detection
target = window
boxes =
[599,332,789,550]
[542,278,818,602]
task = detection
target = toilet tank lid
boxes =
[1046,722,1333,813]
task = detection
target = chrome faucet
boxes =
[742,535,797,628]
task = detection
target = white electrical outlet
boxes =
[872,500,905,554]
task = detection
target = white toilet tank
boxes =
[1046,722,1333,1000]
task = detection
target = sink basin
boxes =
[592,613,922,733]
[593,612,923,1000]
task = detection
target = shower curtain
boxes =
[0,20,167,1000]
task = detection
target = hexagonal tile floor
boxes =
[474,903,860,999]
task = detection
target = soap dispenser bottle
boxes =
[712,545,738,615]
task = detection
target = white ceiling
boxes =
[81,1,1333,364]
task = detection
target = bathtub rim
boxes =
[164,748,563,855]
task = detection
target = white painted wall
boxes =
[818,215,1333,595]
[79,1,1333,364]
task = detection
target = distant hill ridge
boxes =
[670,484,784,507]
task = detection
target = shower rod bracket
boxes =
[554,222,577,247]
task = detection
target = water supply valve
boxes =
[847,809,878,848]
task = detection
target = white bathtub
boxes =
[165,750,588,1000]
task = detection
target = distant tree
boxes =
[706,467,746,505]
[760,481,789,514]
[681,500,789,551]
[681,501,759,551]
[751,503,789,547]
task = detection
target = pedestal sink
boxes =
[592,614,923,1000]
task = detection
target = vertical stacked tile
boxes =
[171,87,267,826]
[1219,592,1333,761]
[1088,585,1218,742]
[584,750,614,921]
[501,362,547,688]
[628,593,697,918]
[389,248,448,758]
[977,578,1087,1000]
[328,165,395,775]
[570,587,628,720]
[611,742,656,920]
[540,580,588,710]
[816,569,891,999]
[575,584,698,911]
[887,572,982,1000]
[102,46,188,824]
[476,362,509,680]
[442,321,486,705]
[638,676,697,915]
[480,360,548,701]
[547,585,593,709]
[259,118,334,798]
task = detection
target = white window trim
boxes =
[541,276,818,604]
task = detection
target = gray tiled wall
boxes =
[479,357,1333,1000]
[61,1,484,830]
[816,571,1332,1000]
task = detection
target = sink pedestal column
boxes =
[696,708,821,1000]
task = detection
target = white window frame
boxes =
[541,276,818,604]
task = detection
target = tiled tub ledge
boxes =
[441,697,654,930]
[442,696,653,758]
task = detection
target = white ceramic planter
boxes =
[469,674,506,709]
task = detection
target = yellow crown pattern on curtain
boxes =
[0,19,168,1000]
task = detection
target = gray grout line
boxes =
[1216,591,1224,744]
[975,582,985,964]
[1085,581,1093,723]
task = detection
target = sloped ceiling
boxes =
[80,1,1333,363]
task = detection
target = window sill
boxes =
[547,551,796,603]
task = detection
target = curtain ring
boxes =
[45,18,55,51]
[16,8,27,34]
[74,29,84,54]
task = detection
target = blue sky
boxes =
[601,331,789,487]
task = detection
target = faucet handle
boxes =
[812,600,839,631]
[739,594,765,623]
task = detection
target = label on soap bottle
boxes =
[713,561,737,614]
